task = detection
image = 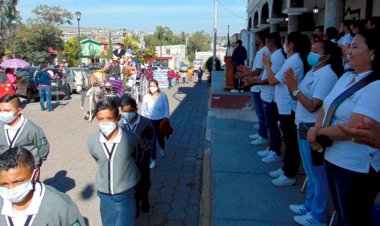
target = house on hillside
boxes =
[80,38,109,66]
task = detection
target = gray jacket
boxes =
[0,182,86,226]
[87,128,141,194]
[0,119,49,166]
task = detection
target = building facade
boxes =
[245,0,380,65]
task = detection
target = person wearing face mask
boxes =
[0,147,85,226]
[306,28,380,226]
[284,40,343,226]
[88,99,141,226]
[263,31,311,187]
[141,79,170,169]
[0,94,49,179]
[119,95,155,217]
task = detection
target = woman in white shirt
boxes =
[285,40,343,225]
[141,79,170,169]
[307,29,380,226]
[263,31,311,187]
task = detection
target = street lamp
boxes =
[75,11,82,66]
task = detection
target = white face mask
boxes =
[0,170,36,203]
[98,122,117,137]
[123,112,137,122]
[0,111,17,124]
[283,44,288,54]
[149,87,158,94]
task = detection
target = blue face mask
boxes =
[307,52,321,68]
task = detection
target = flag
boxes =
[226,25,231,56]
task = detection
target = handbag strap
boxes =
[323,72,376,127]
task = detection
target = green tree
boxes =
[28,5,73,26]
[187,31,211,63]
[13,23,64,65]
[63,36,80,66]
[0,0,19,57]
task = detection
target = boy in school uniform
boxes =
[0,94,49,177]
[0,147,86,226]
[119,95,155,216]
[88,99,140,225]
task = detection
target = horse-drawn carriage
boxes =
[74,67,148,121]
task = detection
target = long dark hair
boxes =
[357,28,380,77]
[149,79,161,93]
[319,40,344,77]
[287,31,311,75]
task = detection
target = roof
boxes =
[80,38,109,45]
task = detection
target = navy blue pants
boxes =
[262,100,281,154]
[326,161,380,226]
[98,188,136,226]
[279,111,300,178]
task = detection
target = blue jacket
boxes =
[35,70,52,86]
[232,45,247,69]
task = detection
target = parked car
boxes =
[0,71,15,98]
[64,67,92,93]
[179,64,188,72]
[15,66,70,102]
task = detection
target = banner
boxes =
[153,71,169,89]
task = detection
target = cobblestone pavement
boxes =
[22,77,209,226]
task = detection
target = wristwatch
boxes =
[292,89,301,97]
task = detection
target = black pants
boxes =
[135,152,151,204]
[262,100,281,154]
[279,111,300,178]
[326,161,380,226]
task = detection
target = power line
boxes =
[216,0,247,21]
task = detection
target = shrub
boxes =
[205,56,221,73]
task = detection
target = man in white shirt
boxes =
[338,20,353,71]
[0,147,85,226]
[238,31,269,145]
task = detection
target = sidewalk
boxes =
[202,71,306,226]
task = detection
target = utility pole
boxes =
[212,0,218,71]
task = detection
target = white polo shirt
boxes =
[338,33,353,46]
[260,49,285,103]
[323,70,380,173]
[295,64,338,125]
[2,182,44,226]
[250,47,269,92]
[274,53,304,115]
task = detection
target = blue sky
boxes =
[17,0,247,35]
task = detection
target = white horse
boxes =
[75,71,103,122]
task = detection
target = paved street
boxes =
[21,77,209,226]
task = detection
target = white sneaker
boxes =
[230,89,239,93]
[261,152,282,163]
[272,175,296,187]
[294,212,325,226]
[257,148,271,157]
[250,136,268,145]
[239,90,245,92]
[269,168,285,178]
[249,133,259,139]
[149,160,156,169]
[289,204,308,215]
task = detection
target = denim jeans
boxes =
[262,100,281,154]
[279,111,300,178]
[39,86,52,110]
[326,161,380,226]
[98,188,136,226]
[298,136,329,223]
[251,92,267,139]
